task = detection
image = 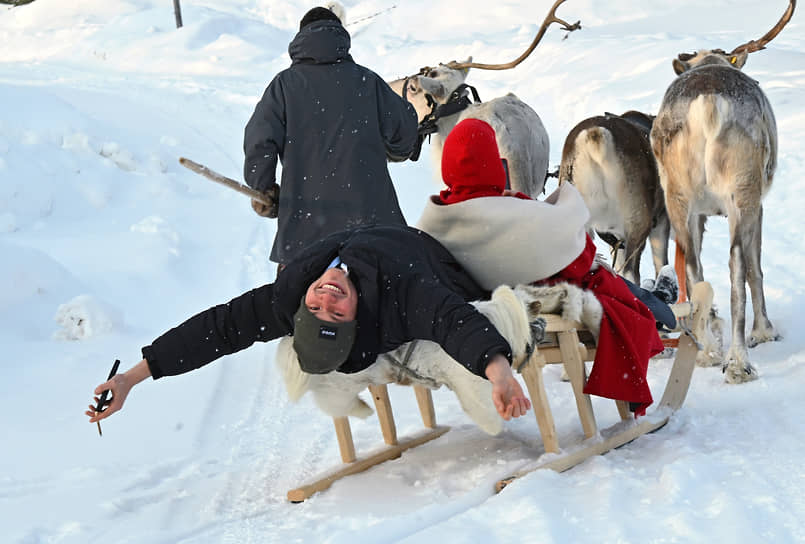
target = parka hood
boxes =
[288,20,351,65]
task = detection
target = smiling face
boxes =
[304,267,358,322]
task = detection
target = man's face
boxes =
[304,267,358,322]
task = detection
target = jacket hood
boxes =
[288,20,351,64]
[440,119,507,204]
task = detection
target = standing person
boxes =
[243,6,419,268]
[416,119,673,416]
[86,225,531,426]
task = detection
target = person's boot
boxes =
[652,264,679,305]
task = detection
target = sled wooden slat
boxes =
[368,384,398,446]
[414,386,437,428]
[615,400,631,421]
[333,417,356,463]
[558,329,598,438]
[520,351,559,453]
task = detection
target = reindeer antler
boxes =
[730,0,796,55]
[446,0,581,71]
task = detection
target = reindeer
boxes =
[559,111,670,285]
[650,0,795,383]
[388,0,580,197]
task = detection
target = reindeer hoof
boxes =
[695,349,722,367]
[722,360,759,384]
[747,330,783,348]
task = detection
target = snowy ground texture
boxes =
[2,1,805,542]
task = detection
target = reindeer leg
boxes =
[683,212,725,367]
[649,212,671,279]
[623,237,646,286]
[744,205,781,347]
[723,210,758,383]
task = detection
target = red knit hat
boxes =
[440,118,507,204]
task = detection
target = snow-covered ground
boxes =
[2,1,805,542]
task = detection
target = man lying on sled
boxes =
[86,224,532,427]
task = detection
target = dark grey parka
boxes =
[142,225,512,381]
[243,20,419,264]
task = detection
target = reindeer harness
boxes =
[405,76,482,161]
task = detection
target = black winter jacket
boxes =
[243,20,419,264]
[142,226,512,380]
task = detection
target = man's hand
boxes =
[251,198,277,218]
[86,359,152,423]
[250,183,280,218]
[484,354,531,420]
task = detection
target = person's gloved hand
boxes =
[250,184,279,218]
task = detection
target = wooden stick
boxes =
[178,157,276,206]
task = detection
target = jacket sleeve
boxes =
[375,77,419,162]
[402,277,512,378]
[141,284,287,379]
[243,76,286,192]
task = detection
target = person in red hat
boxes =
[417,118,666,416]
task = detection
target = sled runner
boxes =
[285,281,713,502]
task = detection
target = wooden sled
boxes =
[286,282,713,502]
[496,280,712,491]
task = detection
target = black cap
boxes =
[299,7,341,30]
[293,301,357,374]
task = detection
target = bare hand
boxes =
[85,374,131,423]
[85,359,152,423]
[485,355,531,420]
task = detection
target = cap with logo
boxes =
[292,301,357,374]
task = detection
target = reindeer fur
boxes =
[651,50,780,383]
[559,111,670,285]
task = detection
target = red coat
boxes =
[539,235,664,416]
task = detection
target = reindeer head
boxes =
[671,0,795,76]
[388,60,471,122]
[672,49,749,75]
[387,0,581,122]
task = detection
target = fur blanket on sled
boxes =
[276,282,603,436]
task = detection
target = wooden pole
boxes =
[173,0,183,28]
[178,157,276,207]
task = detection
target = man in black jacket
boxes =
[86,225,531,426]
[243,7,419,267]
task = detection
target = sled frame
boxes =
[286,282,712,502]
[496,281,711,491]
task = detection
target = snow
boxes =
[2,0,805,542]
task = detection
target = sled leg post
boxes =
[333,417,356,463]
[615,400,631,421]
[558,330,597,438]
[413,386,437,429]
[520,350,559,453]
[368,384,398,446]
